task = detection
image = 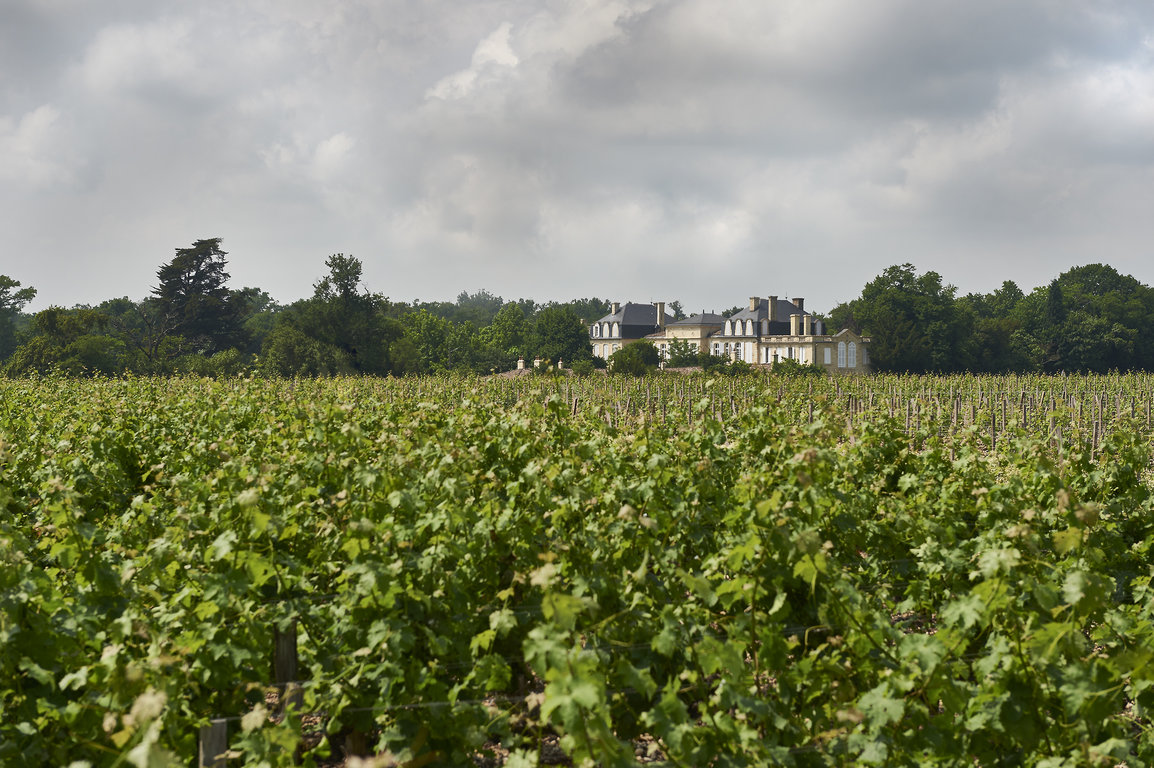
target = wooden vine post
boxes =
[199,719,228,768]
[274,621,303,716]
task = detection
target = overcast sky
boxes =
[3,0,1153,314]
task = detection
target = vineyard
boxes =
[2,373,1153,766]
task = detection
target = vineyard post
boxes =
[991,404,997,452]
[199,719,228,768]
[274,622,302,715]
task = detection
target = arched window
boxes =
[745,320,754,336]
[837,342,847,368]
[612,322,620,338]
[725,320,732,336]
[592,324,600,338]
[601,323,610,338]
[848,342,857,368]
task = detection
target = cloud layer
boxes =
[3,0,1153,312]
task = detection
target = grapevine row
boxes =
[1,374,1151,766]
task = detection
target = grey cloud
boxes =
[4,0,1154,314]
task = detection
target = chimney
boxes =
[654,301,665,328]
[749,296,760,311]
[611,301,620,315]
[790,313,801,336]
[768,296,778,322]
[792,297,805,311]
[803,315,813,336]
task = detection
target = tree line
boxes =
[828,262,1154,373]
[2,240,1152,376]
[0,240,601,377]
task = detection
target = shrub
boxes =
[609,341,660,376]
[570,359,596,377]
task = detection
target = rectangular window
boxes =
[823,348,831,365]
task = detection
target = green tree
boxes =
[957,281,1034,373]
[0,275,37,360]
[453,289,506,326]
[153,238,247,354]
[841,264,968,373]
[260,323,353,376]
[548,297,610,325]
[665,338,700,367]
[531,306,592,364]
[1046,279,1067,327]
[1011,265,1154,372]
[236,287,281,355]
[4,306,127,376]
[481,302,531,357]
[269,254,403,375]
[402,309,454,372]
[609,340,660,375]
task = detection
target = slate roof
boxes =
[594,302,675,327]
[727,298,810,323]
[716,298,812,336]
[669,312,725,326]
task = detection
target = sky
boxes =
[3,0,1153,315]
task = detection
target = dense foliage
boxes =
[2,373,1152,766]
[7,242,1154,377]
[830,262,1154,373]
[609,339,661,375]
[1,242,605,378]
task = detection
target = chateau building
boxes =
[590,296,871,374]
